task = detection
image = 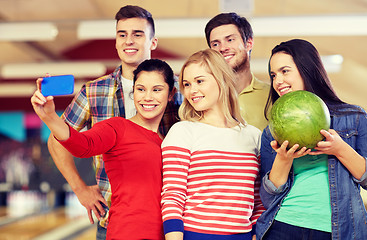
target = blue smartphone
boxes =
[41,75,74,96]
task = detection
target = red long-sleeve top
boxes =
[59,117,164,240]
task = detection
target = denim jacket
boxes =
[256,104,367,240]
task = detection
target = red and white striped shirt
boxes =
[161,121,265,235]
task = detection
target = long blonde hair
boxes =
[178,49,245,126]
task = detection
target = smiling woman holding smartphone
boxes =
[31,59,176,240]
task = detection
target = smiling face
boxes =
[209,24,252,72]
[270,52,306,96]
[133,71,170,122]
[115,17,157,68]
[182,62,221,116]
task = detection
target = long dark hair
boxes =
[264,39,353,119]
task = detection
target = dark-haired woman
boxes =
[31,59,176,240]
[256,39,367,240]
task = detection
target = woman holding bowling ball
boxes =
[256,39,367,240]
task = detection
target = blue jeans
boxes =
[96,223,107,240]
[184,231,252,240]
[263,220,331,240]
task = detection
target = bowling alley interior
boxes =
[0,0,366,239]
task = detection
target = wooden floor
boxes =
[0,207,97,240]
[0,190,366,240]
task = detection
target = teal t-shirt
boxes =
[275,154,331,232]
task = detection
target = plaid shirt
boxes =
[62,65,180,228]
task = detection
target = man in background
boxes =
[205,12,270,130]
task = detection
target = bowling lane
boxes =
[0,207,96,240]
[0,207,7,217]
[73,225,98,240]
[0,208,69,239]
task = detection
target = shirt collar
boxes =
[240,73,264,94]
[111,65,123,91]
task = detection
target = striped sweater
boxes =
[161,121,265,237]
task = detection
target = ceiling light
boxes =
[0,82,86,97]
[1,61,107,79]
[0,22,58,41]
[76,15,367,40]
[166,55,343,74]
[219,0,254,16]
[77,20,116,40]
[77,19,210,39]
[321,55,344,73]
[249,56,343,74]
[252,15,367,36]
[0,55,342,97]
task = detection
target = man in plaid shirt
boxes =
[47,5,180,240]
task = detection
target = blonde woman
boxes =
[161,49,265,240]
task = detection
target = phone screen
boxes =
[41,75,74,96]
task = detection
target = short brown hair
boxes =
[115,5,155,39]
[205,12,253,47]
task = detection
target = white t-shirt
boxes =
[121,76,136,119]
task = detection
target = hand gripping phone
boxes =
[41,75,74,96]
